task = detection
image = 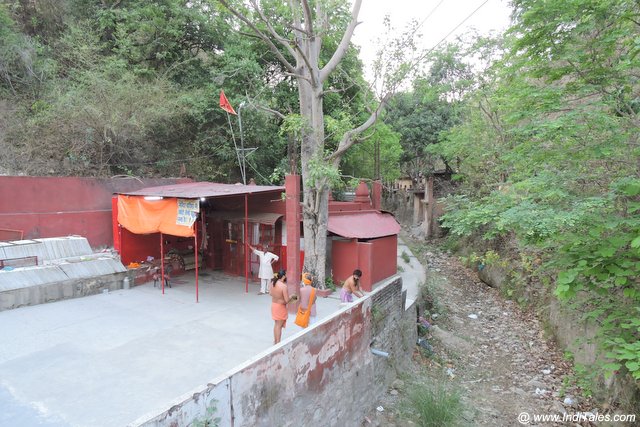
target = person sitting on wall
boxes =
[340,269,364,303]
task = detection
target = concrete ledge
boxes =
[0,271,133,311]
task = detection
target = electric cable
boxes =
[420,0,490,59]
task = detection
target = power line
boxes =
[415,0,447,34]
[421,0,490,59]
[97,145,228,168]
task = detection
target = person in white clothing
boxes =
[249,244,279,294]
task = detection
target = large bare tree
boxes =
[218,0,404,284]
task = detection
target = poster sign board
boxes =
[176,199,199,227]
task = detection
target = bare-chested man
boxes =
[269,269,297,344]
[340,269,364,303]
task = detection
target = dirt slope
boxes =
[363,233,597,427]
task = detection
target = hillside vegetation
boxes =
[421,0,640,403]
[0,0,401,183]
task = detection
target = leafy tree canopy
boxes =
[0,0,375,184]
[431,0,640,384]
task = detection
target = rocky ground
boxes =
[363,231,599,427]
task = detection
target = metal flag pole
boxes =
[244,193,249,293]
[238,102,246,184]
[225,112,246,185]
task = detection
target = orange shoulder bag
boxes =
[294,288,316,328]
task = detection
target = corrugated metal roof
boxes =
[0,266,69,291]
[328,212,401,239]
[37,236,92,260]
[58,258,126,279]
[0,240,47,263]
[207,211,283,225]
[0,237,126,290]
[0,259,126,290]
[119,182,284,199]
[0,237,92,263]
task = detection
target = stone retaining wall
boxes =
[132,276,417,427]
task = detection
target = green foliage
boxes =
[550,179,640,380]
[279,114,305,140]
[341,122,403,181]
[306,155,342,191]
[426,0,640,388]
[401,251,410,264]
[191,400,221,427]
[0,0,373,182]
[0,4,54,97]
[459,250,505,271]
[324,276,336,291]
[562,363,596,398]
[384,74,459,179]
[398,379,462,427]
[21,64,185,175]
[95,0,225,80]
[419,277,444,319]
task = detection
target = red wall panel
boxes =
[0,176,190,248]
[331,235,398,292]
[368,235,398,288]
[357,243,374,291]
[331,239,359,286]
[119,228,161,266]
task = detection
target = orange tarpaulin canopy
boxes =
[117,195,195,237]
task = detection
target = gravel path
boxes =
[364,234,592,427]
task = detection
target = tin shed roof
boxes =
[328,212,401,239]
[120,182,284,199]
[0,236,92,262]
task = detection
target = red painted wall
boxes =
[358,243,374,290]
[0,176,191,248]
[368,235,398,287]
[331,235,397,291]
[119,228,161,266]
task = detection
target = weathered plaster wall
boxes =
[133,276,416,427]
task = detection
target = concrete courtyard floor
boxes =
[0,238,424,427]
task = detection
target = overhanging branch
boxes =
[319,0,362,83]
[326,94,389,165]
[218,0,297,74]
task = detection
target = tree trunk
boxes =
[217,0,368,287]
[297,51,330,284]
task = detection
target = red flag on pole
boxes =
[219,90,237,115]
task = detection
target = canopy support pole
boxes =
[244,193,249,293]
[160,232,165,295]
[195,220,199,303]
